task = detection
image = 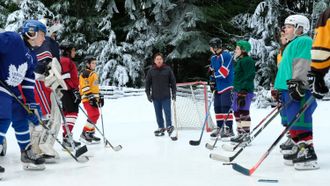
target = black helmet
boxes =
[60,41,75,57]
[209,38,222,49]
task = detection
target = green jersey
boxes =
[274,35,312,90]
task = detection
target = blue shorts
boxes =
[0,92,27,121]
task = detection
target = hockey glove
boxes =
[307,71,329,99]
[99,93,104,107]
[87,94,98,108]
[287,79,305,101]
[237,90,247,107]
[26,103,43,126]
[72,89,81,104]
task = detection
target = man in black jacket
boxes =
[145,53,176,136]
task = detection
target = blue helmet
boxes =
[22,20,47,35]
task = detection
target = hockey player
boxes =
[274,15,319,170]
[31,18,64,162]
[208,38,234,139]
[59,42,81,148]
[230,40,255,144]
[0,20,46,170]
[145,53,177,137]
[309,8,330,99]
[79,56,102,144]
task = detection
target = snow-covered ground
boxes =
[1,95,329,186]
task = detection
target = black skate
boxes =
[293,143,319,170]
[62,136,82,151]
[210,128,221,139]
[220,127,234,142]
[0,165,4,180]
[21,145,45,170]
[280,133,295,155]
[80,131,101,145]
[230,132,251,146]
[167,126,174,136]
[154,128,166,137]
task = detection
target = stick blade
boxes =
[113,145,123,151]
[232,163,251,176]
[209,153,230,162]
[75,145,88,158]
[189,140,200,146]
[205,143,215,150]
[222,143,235,152]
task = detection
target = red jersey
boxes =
[60,56,79,90]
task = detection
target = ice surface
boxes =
[1,95,329,186]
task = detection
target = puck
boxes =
[258,179,279,183]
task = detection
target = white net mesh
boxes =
[172,82,214,131]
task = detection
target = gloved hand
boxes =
[87,94,98,107]
[237,90,247,107]
[98,93,104,107]
[287,79,305,101]
[271,89,281,102]
[208,80,216,92]
[147,94,152,103]
[172,93,176,101]
[308,71,329,99]
[26,103,42,126]
[72,89,81,104]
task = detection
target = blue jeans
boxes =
[153,98,172,129]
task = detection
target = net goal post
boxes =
[172,81,215,132]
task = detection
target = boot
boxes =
[154,128,166,137]
[167,126,174,136]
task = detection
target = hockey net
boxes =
[173,81,215,132]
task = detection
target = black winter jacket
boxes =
[145,64,176,100]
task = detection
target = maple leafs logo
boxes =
[5,63,28,87]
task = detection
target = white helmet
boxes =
[284,15,310,34]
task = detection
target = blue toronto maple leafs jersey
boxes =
[0,31,37,103]
[210,50,234,93]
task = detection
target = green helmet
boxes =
[236,40,251,52]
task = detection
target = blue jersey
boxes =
[0,31,37,103]
[210,50,234,93]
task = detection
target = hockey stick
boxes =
[52,94,89,161]
[205,107,233,150]
[79,106,123,151]
[189,91,215,146]
[99,105,106,144]
[209,104,282,162]
[221,104,281,152]
[0,80,88,163]
[170,100,178,141]
[231,96,315,176]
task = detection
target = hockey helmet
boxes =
[22,20,47,36]
[284,15,310,34]
[209,38,222,49]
